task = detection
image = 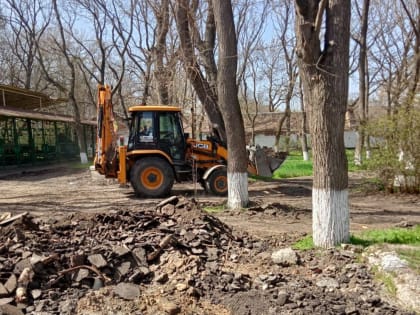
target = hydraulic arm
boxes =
[95,85,118,177]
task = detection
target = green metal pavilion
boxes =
[0,85,96,167]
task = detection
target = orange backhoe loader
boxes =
[94,85,284,197]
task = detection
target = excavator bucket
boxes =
[253,147,287,177]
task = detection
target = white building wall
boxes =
[253,131,358,149]
[344,131,357,149]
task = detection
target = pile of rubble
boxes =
[0,196,239,314]
[0,197,415,315]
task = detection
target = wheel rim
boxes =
[213,175,227,193]
[141,166,164,190]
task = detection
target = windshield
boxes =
[128,111,155,150]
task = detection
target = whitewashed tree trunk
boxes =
[80,152,88,164]
[295,0,351,247]
[354,132,364,166]
[366,135,371,159]
[74,123,88,164]
[228,172,248,209]
[312,189,349,247]
[302,150,309,161]
[213,0,249,209]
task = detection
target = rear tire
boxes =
[130,157,174,197]
[206,168,228,196]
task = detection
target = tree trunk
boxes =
[274,109,290,152]
[366,134,371,159]
[299,80,309,161]
[212,0,248,209]
[354,0,370,166]
[68,92,87,163]
[400,0,420,109]
[198,1,218,96]
[295,0,350,247]
[42,0,88,164]
[301,131,309,161]
[285,111,291,151]
[141,57,152,105]
[354,129,364,166]
[153,0,170,105]
[74,122,88,163]
[175,0,227,143]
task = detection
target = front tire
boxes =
[130,157,174,197]
[206,168,228,196]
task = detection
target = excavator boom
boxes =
[94,85,118,177]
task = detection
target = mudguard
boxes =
[202,164,227,181]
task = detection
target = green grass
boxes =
[292,225,420,251]
[350,225,420,246]
[346,149,367,172]
[371,265,398,296]
[292,235,315,250]
[396,248,420,274]
[272,149,364,179]
[273,151,313,178]
[69,161,92,169]
[203,205,226,213]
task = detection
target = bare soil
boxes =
[1,166,418,237]
[0,165,419,315]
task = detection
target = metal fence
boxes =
[0,116,95,167]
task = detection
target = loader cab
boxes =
[127,106,187,163]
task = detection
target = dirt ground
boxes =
[0,165,419,315]
[1,166,419,237]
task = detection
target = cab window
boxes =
[138,112,154,142]
[159,112,182,142]
[158,112,185,160]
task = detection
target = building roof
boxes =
[245,109,363,135]
[0,84,95,125]
[244,112,307,135]
[0,84,65,110]
[0,106,95,125]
